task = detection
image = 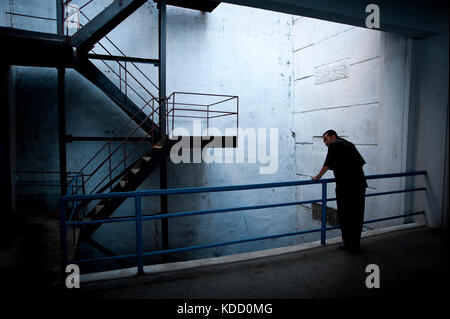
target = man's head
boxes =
[322,129,338,147]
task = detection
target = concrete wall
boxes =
[291,16,418,239]
[407,6,449,228]
[163,3,297,260]
[2,0,56,32]
[0,65,16,217]
[10,1,298,263]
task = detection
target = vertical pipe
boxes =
[57,70,67,196]
[135,196,144,275]
[159,0,167,134]
[159,0,169,258]
[56,0,64,35]
[59,197,68,279]
[57,0,67,196]
[321,182,327,245]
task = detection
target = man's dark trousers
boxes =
[336,185,366,249]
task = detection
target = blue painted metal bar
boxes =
[321,182,327,245]
[362,211,425,225]
[141,199,323,221]
[71,253,137,264]
[58,171,428,271]
[325,211,426,232]
[143,227,324,258]
[135,196,144,275]
[64,186,426,226]
[61,179,320,201]
[67,216,136,226]
[365,171,427,180]
[365,187,426,198]
[61,171,427,202]
[67,211,427,265]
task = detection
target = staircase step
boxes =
[143,155,151,162]
[120,180,127,187]
[131,168,140,175]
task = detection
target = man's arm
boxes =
[312,165,329,181]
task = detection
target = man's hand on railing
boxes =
[312,165,329,182]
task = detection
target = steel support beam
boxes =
[158,0,169,256]
[70,0,147,53]
[57,1,67,196]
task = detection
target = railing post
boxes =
[108,142,112,191]
[59,197,68,279]
[172,94,175,135]
[135,196,144,275]
[207,105,209,136]
[321,181,327,245]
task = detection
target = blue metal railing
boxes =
[59,171,427,275]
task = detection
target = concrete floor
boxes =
[1,211,448,307]
[65,225,448,300]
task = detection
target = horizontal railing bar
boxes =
[65,211,426,265]
[172,91,238,99]
[70,253,137,264]
[170,115,208,119]
[66,135,152,142]
[67,216,136,226]
[62,171,427,202]
[208,113,237,120]
[6,11,57,21]
[173,108,236,114]
[322,187,428,203]
[63,180,320,201]
[86,53,159,65]
[365,187,426,197]
[16,170,81,174]
[365,171,427,180]
[208,96,237,108]
[143,228,323,257]
[362,211,425,225]
[141,199,322,221]
[63,188,426,224]
[17,183,62,187]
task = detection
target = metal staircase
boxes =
[5,0,238,268]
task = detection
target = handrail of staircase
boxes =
[89,99,173,195]
[75,7,159,96]
[166,92,239,137]
[79,98,161,194]
[75,96,156,185]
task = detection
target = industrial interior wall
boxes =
[162,3,297,260]
[291,16,417,241]
[408,9,449,229]
[10,1,299,262]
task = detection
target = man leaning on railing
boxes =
[312,130,368,253]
